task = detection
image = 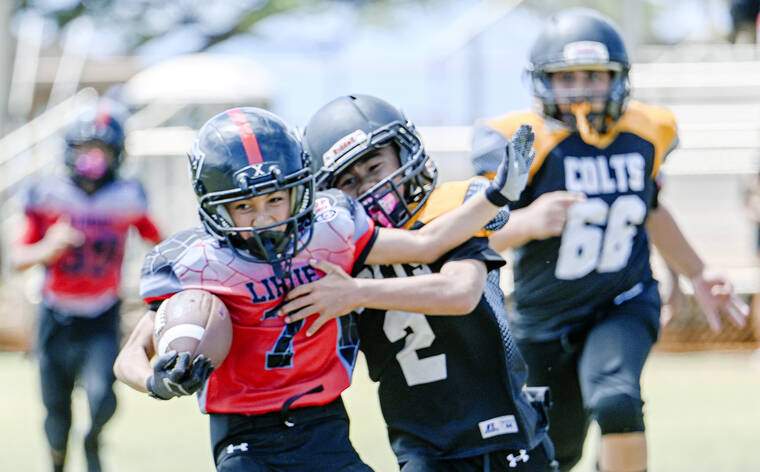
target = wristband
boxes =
[485,187,510,207]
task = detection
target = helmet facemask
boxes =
[65,141,121,194]
[531,63,630,144]
[197,164,315,265]
[318,120,437,228]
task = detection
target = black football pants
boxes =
[37,302,120,469]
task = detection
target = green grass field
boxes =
[1,349,759,472]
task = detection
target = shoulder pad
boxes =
[139,227,208,303]
[479,111,570,182]
[141,227,207,277]
[16,175,61,210]
[615,101,678,177]
[314,188,363,217]
[408,177,501,237]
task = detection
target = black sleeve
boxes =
[148,300,163,311]
[351,226,379,277]
[434,236,505,274]
[649,183,661,210]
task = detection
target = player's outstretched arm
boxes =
[647,204,749,332]
[11,217,85,271]
[279,258,487,336]
[366,125,536,265]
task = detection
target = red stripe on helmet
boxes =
[227,108,263,164]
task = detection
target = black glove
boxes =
[146,351,214,400]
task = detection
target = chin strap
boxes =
[570,102,604,147]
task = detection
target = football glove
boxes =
[485,124,536,206]
[146,351,214,400]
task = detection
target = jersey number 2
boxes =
[379,264,447,386]
[555,195,646,280]
[383,311,447,386]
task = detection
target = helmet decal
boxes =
[227,108,264,165]
[323,129,369,168]
[562,41,609,65]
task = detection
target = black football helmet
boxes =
[302,94,436,228]
[528,8,630,139]
[64,99,126,193]
[188,107,314,265]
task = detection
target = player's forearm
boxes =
[412,192,499,263]
[9,242,56,271]
[646,205,705,278]
[354,273,483,315]
[113,312,156,393]
[488,208,537,252]
[114,350,152,393]
[367,192,500,265]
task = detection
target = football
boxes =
[152,289,233,368]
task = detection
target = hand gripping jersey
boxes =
[356,178,549,461]
[140,189,376,415]
[17,175,161,316]
[473,101,678,341]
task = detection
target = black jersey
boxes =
[356,179,550,461]
[473,101,678,341]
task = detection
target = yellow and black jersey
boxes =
[355,179,549,460]
[472,102,677,341]
[405,177,507,236]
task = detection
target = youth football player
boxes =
[469,8,749,472]
[12,100,162,472]
[113,106,531,471]
[281,94,558,471]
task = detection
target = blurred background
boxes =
[0,0,758,471]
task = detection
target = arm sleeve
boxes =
[18,211,45,245]
[15,182,46,245]
[133,215,163,245]
[436,236,505,274]
[138,229,204,306]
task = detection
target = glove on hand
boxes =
[146,351,214,400]
[485,124,536,206]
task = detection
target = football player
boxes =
[280,94,558,471]
[469,8,749,472]
[113,106,530,471]
[11,99,163,472]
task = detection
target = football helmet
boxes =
[528,8,630,141]
[302,94,436,228]
[188,107,314,265]
[64,99,126,193]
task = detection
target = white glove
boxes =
[485,124,536,205]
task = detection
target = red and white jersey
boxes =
[140,189,377,415]
[17,175,161,316]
